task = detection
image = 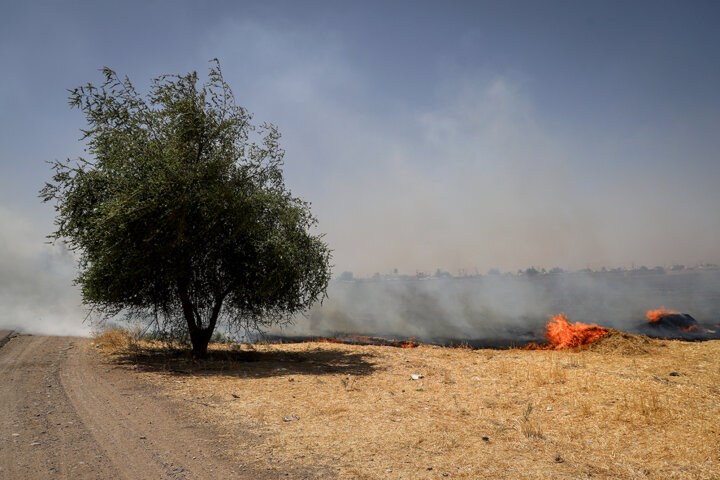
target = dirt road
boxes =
[0,330,13,348]
[0,335,323,479]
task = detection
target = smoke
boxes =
[213,41,720,277]
[274,271,720,344]
[202,23,720,343]
[308,77,720,277]
[0,207,88,336]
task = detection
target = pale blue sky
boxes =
[1,0,719,289]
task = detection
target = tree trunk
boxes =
[177,282,224,358]
[189,327,212,357]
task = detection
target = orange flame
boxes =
[527,313,609,350]
[399,337,419,348]
[313,337,343,344]
[646,307,677,324]
[680,325,702,332]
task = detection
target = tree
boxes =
[338,271,354,281]
[40,60,332,356]
[524,266,540,277]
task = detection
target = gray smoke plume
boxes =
[274,270,720,345]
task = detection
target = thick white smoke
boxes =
[0,207,88,336]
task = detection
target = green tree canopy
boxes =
[41,60,332,356]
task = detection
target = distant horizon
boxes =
[335,262,720,279]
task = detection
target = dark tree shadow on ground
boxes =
[109,344,379,379]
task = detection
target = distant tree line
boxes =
[337,263,720,282]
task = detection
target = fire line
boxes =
[526,313,609,350]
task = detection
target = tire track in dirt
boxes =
[0,335,119,479]
[1,335,332,479]
[60,339,244,479]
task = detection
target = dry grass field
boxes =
[94,329,720,479]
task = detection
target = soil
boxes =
[0,334,330,479]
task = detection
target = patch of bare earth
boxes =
[97,332,720,479]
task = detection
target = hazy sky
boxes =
[1,1,720,332]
